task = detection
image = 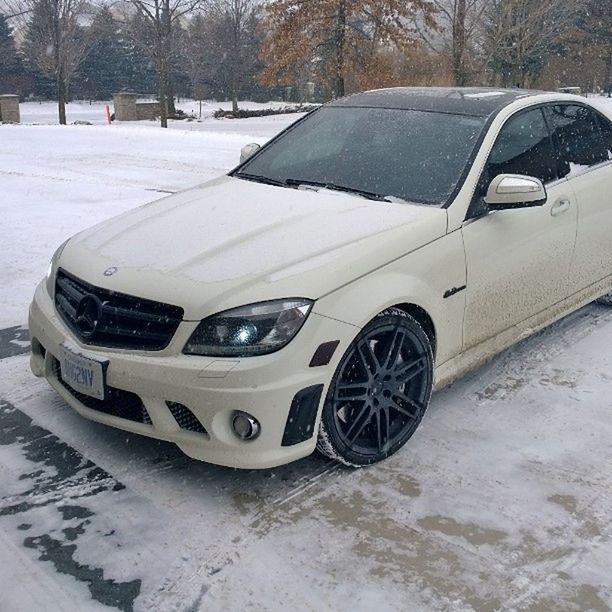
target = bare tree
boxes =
[183,12,209,113]
[483,0,578,88]
[413,0,489,86]
[17,0,92,124]
[206,0,257,113]
[580,0,612,93]
[126,0,201,127]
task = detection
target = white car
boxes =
[29,88,612,468]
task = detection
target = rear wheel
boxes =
[317,308,433,466]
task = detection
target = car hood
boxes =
[60,176,447,320]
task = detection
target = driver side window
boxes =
[486,108,558,185]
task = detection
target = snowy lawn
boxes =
[0,109,300,328]
[0,100,611,611]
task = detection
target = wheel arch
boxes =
[390,303,437,358]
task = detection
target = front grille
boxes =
[166,401,208,435]
[53,357,152,424]
[55,269,183,350]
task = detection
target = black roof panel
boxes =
[328,87,543,117]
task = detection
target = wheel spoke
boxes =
[357,340,380,377]
[335,381,369,402]
[394,356,426,383]
[336,382,369,394]
[384,329,404,370]
[376,407,390,453]
[389,393,423,420]
[345,404,374,443]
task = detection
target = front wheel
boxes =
[317,308,433,466]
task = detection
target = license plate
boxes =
[59,343,108,400]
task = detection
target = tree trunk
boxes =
[167,78,176,115]
[607,45,612,96]
[159,65,168,128]
[231,74,239,114]
[333,0,346,98]
[158,1,171,127]
[57,73,67,125]
[452,0,467,86]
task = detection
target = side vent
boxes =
[166,401,208,435]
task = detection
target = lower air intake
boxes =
[166,401,208,435]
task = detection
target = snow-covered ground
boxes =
[1,100,612,611]
[1,105,301,329]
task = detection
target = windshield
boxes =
[235,107,486,205]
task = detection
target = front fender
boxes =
[313,230,466,368]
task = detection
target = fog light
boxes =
[232,412,260,441]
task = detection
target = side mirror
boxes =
[240,143,261,163]
[485,174,547,210]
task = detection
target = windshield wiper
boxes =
[235,173,394,203]
[284,178,392,202]
[234,172,288,187]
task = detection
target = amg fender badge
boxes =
[443,285,467,299]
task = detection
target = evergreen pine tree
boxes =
[0,13,25,95]
[73,8,133,100]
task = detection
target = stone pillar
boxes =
[305,82,315,102]
[0,95,20,123]
[113,92,139,121]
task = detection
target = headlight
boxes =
[183,299,313,357]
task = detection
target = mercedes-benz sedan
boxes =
[29,88,612,468]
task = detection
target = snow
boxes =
[0,104,301,329]
[1,98,612,611]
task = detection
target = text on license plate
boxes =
[59,344,107,400]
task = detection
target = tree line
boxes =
[1,0,610,126]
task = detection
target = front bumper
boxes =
[28,281,358,468]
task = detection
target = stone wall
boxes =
[113,93,160,121]
[0,95,20,123]
[135,101,161,120]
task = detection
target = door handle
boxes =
[551,198,571,216]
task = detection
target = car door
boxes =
[461,106,578,349]
[545,104,612,293]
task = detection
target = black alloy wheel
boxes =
[317,308,433,466]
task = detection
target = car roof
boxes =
[328,87,545,117]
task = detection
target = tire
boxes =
[317,308,434,466]
[596,292,612,306]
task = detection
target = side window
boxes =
[596,113,612,160]
[486,108,558,185]
[546,105,609,176]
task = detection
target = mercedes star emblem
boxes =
[75,294,102,337]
